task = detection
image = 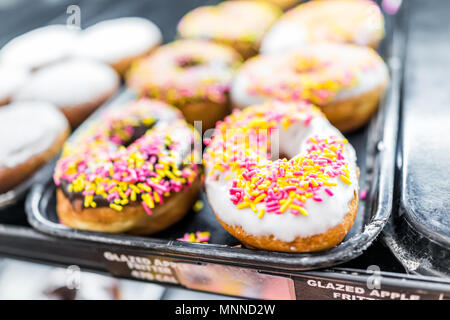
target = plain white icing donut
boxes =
[0,25,78,70]
[0,102,68,168]
[231,43,389,108]
[204,100,358,242]
[72,17,162,65]
[260,0,384,54]
[0,64,29,104]
[13,58,119,109]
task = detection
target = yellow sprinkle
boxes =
[153,192,160,203]
[291,205,308,216]
[254,193,266,203]
[193,200,204,212]
[324,181,338,187]
[280,197,293,213]
[340,175,352,185]
[109,203,123,211]
[258,209,265,219]
[250,202,257,213]
[237,202,250,209]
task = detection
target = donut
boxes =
[14,59,120,128]
[0,25,77,70]
[0,64,29,106]
[233,0,300,11]
[73,17,162,75]
[177,1,281,59]
[126,39,242,131]
[0,102,69,194]
[260,0,385,54]
[204,100,358,252]
[231,43,389,132]
[53,99,202,234]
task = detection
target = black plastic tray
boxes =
[0,160,55,210]
[25,1,401,272]
[382,0,450,277]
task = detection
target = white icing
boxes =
[0,102,68,168]
[72,17,162,64]
[205,113,358,242]
[13,58,119,108]
[260,0,384,54]
[0,64,29,103]
[0,25,78,70]
[231,43,389,108]
[260,22,307,54]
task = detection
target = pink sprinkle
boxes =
[142,201,152,215]
[313,196,323,202]
[360,189,367,200]
[324,188,334,196]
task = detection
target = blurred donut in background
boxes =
[232,43,389,132]
[177,1,281,59]
[0,64,29,106]
[13,59,120,128]
[126,39,241,130]
[261,0,385,54]
[0,25,77,71]
[72,17,162,75]
[0,102,69,193]
[232,0,300,11]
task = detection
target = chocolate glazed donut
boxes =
[54,99,202,234]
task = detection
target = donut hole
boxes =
[176,55,203,68]
[108,119,156,148]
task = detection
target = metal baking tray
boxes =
[382,0,450,278]
[25,1,402,272]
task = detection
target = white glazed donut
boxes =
[231,43,389,132]
[260,0,385,54]
[204,100,358,252]
[13,58,120,127]
[0,64,29,105]
[73,17,162,74]
[0,101,69,193]
[0,25,77,70]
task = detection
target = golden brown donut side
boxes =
[59,84,119,128]
[0,127,70,194]
[213,191,358,252]
[111,46,160,76]
[57,176,202,235]
[320,82,388,133]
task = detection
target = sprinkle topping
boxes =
[127,40,241,106]
[178,1,281,43]
[177,231,211,243]
[243,46,378,105]
[54,99,200,213]
[205,101,353,218]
